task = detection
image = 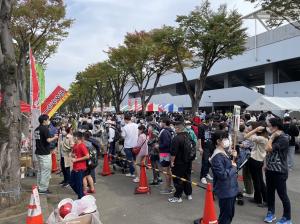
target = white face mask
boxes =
[222,139,230,148]
[186,125,191,129]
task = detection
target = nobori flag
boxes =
[41,86,70,118]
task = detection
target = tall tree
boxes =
[117,30,179,113]
[106,47,134,112]
[11,0,73,102]
[165,1,247,114]
[246,0,300,30]
[0,0,22,208]
[83,63,112,115]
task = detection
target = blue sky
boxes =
[45,0,258,95]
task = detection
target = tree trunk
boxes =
[191,73,207,115]
[114,100,120,113]
[140,92,146,115]
[0,0,22,209]
[17,48,30,137]
[100,97,104,117]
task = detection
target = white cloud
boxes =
[45,0,256,95]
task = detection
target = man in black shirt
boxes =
[198,117,214,185]
[168,121,192,203]
[34,114,58,194]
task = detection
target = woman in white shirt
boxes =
[245,122,269,206]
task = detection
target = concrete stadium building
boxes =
[122,15,300,112]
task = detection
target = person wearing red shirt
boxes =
[70,132,89,199]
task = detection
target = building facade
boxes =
[123,23,300,111]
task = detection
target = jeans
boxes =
[36,154,52,191]
[172,163,192,198]
[109,141,116,155]
[60,157,70,184]
[219,197,236,224]
[124,148,135,175]
[70,170,85,199]
[248,158,266,203]
[109,141,116,164]
[91,168,96,183]
[266,170,291,220]
[287,146,295,169]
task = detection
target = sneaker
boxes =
[168,197,183,203]
[243,193,254,198]
[201,177,208,185]
[264,211,276,223]
[150,181,159,186]
[125,173,135,177]
[87,189,96,194]
[38,189,52,195]
[133,177,140,183]
[160,189,173,195]
[206,174,213,181]
[187,195,192,200]
[62,183,69,188]
[276,217,292,224]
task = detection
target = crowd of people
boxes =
[33,109,299,224]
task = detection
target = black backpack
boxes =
[85,141,98,169]
[183,132,196,162]
[112,127,121,142]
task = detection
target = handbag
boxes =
[62,137,72,153]
[132,138,147,155]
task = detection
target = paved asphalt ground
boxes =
[1,153,300,224]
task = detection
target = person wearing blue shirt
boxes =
[210,130,239,224]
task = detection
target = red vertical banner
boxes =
[128,98,132,110]
[29,48,40,109]
[134,98,138,112]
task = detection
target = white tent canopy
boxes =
[246,96,300,111]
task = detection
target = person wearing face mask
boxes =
[158,118,174,195]
[244,122,268,207]
[59,126,74,187]
[34,114,59,194]
[184,120,198,150]
[264,118,292,224]
[210,130,239,224]
[199,117,215,185]
[121,115,139,178]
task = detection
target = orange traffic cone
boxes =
[26,185,43,224]
[194,183,218,224]
[146,155,152,169]
[101,153,113,176]
[51,151,58,173]
[134,162,150,194]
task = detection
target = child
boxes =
[70,132,90,199]
[210,130,239,224]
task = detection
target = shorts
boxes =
[159,153,171,167]
[150,155,160,162]
[84,168,91,176]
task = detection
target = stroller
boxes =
[112,146,129,174]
